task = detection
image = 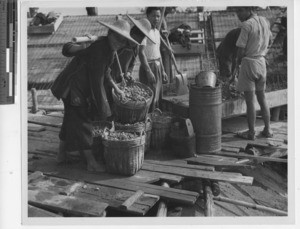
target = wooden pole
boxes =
[31,88,38,114]
[213,196,288,216]
[156,182,169,216]
[271,107,281,121]
[203,180,214,216]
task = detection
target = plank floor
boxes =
[27,112,288,216]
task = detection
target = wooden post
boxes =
[203,180,214,216]
[213,196,288,216]
[156,182,169,216]
[31,88,38,114]
[271,107,281,121]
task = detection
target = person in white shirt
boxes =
[139,7,168,112]
[232,7,273,140]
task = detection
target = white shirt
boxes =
[141,28,161,60]
[236,15,272,58]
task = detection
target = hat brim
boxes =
[97,20,139,45]
[126,15,156,44]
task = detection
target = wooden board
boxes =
[142,163,253,185]
[162,89,287,119]
[28,205,62,217]
[28,14,63,34]
[94,179,199,205]
[28,173,159,216]
[172,44,205,56]
[28,189,108,217]
[28,157,181,184]
[204,152,287,163]
[145,160,215,171]
[28,113,63,128]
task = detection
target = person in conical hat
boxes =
[51,19,140,172]
[106,15,156,109]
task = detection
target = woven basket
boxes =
[115,116,152,153]
[112,82,153,124]
[102,132,146,176]
[149,109,173,150]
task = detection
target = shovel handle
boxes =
[115,52,126,85]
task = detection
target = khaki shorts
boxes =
[237,57,267,92]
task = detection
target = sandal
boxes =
[260,129,274,138]
[236,131,256,140]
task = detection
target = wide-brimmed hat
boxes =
[126,15,156,44]
[97,19,139,45]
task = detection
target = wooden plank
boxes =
[186,155,251,168]
[172,44,205,56]
[28,190,108,217]
[28,123,46,132]
[145,160,215,171]
[94,179,199,205]
[28,174,159,216]
[28,205,62,217]
[135,170,183,184]
[75,183,159,216]
[28,157,167,184]
[120,190,144,210]
[142,163,253,185]
[203,152,288,163]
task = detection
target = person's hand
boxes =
[115,87,125,100]
[229,66,239,85]
[162,71,168,83]
[125,72,134,83]
[146,71,156,84]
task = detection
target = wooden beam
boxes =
[142,163,253,185]
[28,205,62,217]
[213,196,288,216]
[28,190,108,217]
[156,182,169,217]
[145,160,215,171]
[202,152,288,163]
[94,179,199,205]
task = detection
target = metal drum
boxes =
[189,85,222,154]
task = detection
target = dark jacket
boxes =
[51,37,114,119]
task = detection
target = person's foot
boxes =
[56,151,67,164]
[236,130,256,140]
[87,161,105,172]
[260,128,274,138]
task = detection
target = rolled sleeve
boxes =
[236,23,250,48]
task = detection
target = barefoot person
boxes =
[51,19,139,171]
[139,7,168,112]
[232,7,273,140]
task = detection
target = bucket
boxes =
[169,131,196,158]
[195,71,217,88]
[189,85,222,154]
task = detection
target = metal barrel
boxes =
[189,85,222,154]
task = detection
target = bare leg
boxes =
[256,90,272,135]
[244,91,256,136]
[82,149,105,172]
[56,140,67,163]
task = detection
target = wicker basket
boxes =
[91,121,114,162]
[112,82,153,124]
[149,109,173,150]
[115,116,152,153]
[102,132,146,176]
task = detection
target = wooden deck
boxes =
[27,112,288,217]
